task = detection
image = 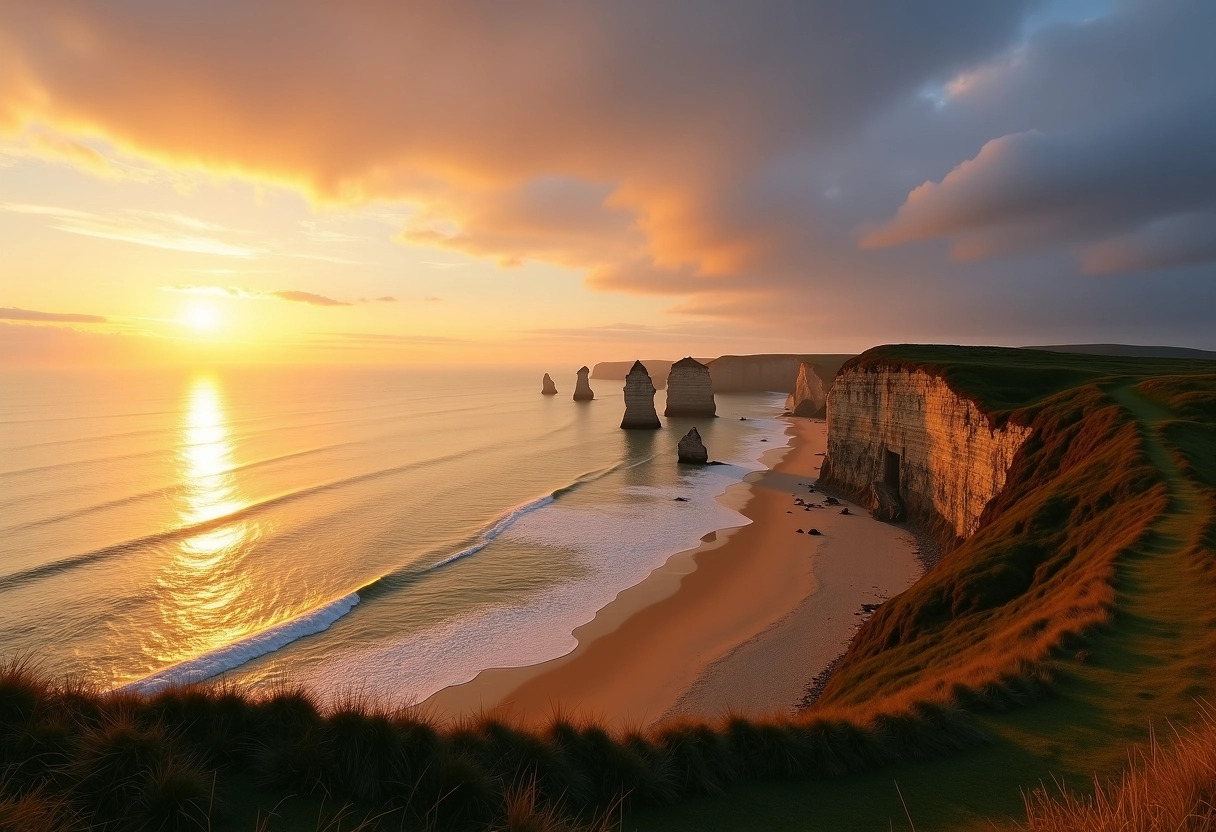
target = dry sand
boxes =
[423,418,923,728]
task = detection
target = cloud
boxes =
[161,285,363,306]
[0,306,107,323]
[862,1,1216,274]
[0,202,258,256]
[270,290,350,307]
[3,1,1216,347]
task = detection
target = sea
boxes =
[0,366,788,705]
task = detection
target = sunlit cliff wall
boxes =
[785,362,828,417]
[820,366,1033,541]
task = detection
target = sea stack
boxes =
[573,366,595,401]
[677,427,709,464]
[665,356,716,417]
[541,373,558,395]
[620,360,661,429]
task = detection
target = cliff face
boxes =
[785,362,828,417]
[665,357,716,417]
[620,361,662,429]
[821,366,1033,541]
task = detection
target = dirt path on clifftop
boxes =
[629,381,1216,832]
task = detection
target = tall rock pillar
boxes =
[620,361,661,429]
[664,356,716,417]
[574,366,595,401]
[541,373,558,395]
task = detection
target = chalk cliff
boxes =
[620,361,662,429]
[573,366,595,401]
[541,373,558,395]
[665,357,716,417]
[677,427,709,464]
[784,362,828,417]
[820,364,1033,542]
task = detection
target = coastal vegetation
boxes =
[4,347,1216,831]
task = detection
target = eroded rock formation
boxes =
[573,366,595,401]
[820,366,1033,541]
[785,362,828,417]
[677,427,708,464]
[541,373,558,395]
[707,354,854,393]
[665,357,716,417]
[620,360,661,429]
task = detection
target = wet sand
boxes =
[423,418,922,728]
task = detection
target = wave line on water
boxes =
[0,446,486,592]
[120,593,360,694]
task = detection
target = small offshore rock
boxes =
[677,427,709,464]
[541,373,558,395]
[674,496,690,502]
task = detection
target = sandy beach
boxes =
[424,417,923,728]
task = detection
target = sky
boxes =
[1,0,1214,367]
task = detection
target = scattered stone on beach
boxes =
[786,510,792,514]
[860,603,880,613]
[739,417,748,421]
[760,439,768,442]
[620,360,661,429]
[808,528,822,535]
[573,366,595,401]
[795,529,805,534]
[677,427,709,464]
[840,507,851,515]
[665,357,716,417]
[824,497,840,506]
[673,497,689,502]
[815,452,825,456]
[541,373,558,395]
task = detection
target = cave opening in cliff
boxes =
[883,448,901,492]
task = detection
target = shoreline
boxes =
[424,417,923,727]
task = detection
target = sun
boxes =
[184,303,221,332]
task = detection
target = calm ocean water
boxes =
[0,366,787,704]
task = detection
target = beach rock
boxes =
[840,507,851,515]
[674,497,690,502]
[573,366,595,401]
[541,373,558,395]
[796,529,805,534]
[808,528,822,535]
[824,497,840,506]
[677,427,709,464]
[869,481,905,522]
[665,357,716,417]
[620,361,661,430]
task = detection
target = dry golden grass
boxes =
[1023,709,1216,831]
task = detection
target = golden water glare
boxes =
[141,376,263,670]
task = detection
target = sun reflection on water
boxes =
[142,376,264,669]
